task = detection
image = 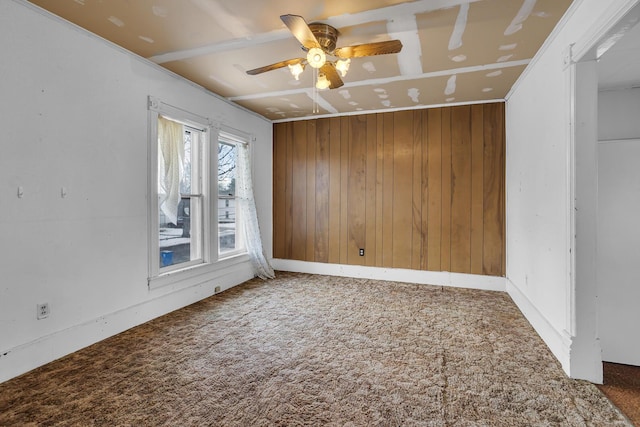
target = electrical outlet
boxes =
[214,286,221,293]
[359,248,365,256]
[37,303,50,320]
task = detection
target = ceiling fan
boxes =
[246,14,403,90]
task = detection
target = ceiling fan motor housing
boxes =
[308,23,339,53]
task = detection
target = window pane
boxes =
[159,196,192,266]
[159,125,203,268]
[218,142,238,254]
[180,131,192,195]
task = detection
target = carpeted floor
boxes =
[0,272,632,426]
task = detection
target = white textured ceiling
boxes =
[28,0,575,121]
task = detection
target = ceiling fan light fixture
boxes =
[335,58,351,77]
[307,47,326,69]
[288,62,305,80]
[316,73,331,90]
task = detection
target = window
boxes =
[156,116,206,271]
[147,96,251,288]
[148,97,214,284]
[218,133,245,256]
[158,122,204,269]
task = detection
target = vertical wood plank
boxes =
[272,123,286,259]
[420,110,429,270]
[440,107,452,271]
[284,122,294,259]
[382,113,395,267]
[483,103,505,276]
[499,103,506,275]
[427,108,442,271]
[306,120,317,262]
[315,119,330,263]
[392,110,413,269]
[375,114,385,266]
[365,114,377,266]
[411,111,423,270]
[450,105,472,273]
[340,117,350,265]
[291,121,307,260]
[347,115,367,265]
[470,105,485,274]
[328,117,342,264]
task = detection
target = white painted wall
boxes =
[0,0,272,383]
[597,88,640,366]
[597,139,640,365]
[599,88,640,140]
[505,0,639,381]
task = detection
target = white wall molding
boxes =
[569,58,604,384]
[0,262,253,384]
[272,259,506,292]
[571,0,640,62]
[506,278,573,374]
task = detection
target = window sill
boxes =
[148,252,250,290]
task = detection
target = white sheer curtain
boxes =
[236,142,275,280]
[158,116,184,225]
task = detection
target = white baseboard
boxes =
[505,278,573,375]
[0,262,254,384]
[272,260,581,378]
[271,259,506,292]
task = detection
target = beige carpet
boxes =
[0,272,631,426]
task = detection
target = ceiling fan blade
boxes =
[246,58,304,75]
[320,62,344,89]
[334,39,403,59]
[280,14,320,50]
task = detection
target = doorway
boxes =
[572,1,640,380]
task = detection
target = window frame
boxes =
[147,97,252,290]
[217,132,248,259]
[147,97,217,288]
[157,124,206,274]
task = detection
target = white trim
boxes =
[232,59,529,102]
[219,126,251,145]
[148,29,291,64]
[147,0,483,64]
[148,108,161,278]
[271,98,505,123]
[571,0,640,63]
[148,96,213,127]
[0,261,254,384]
[570,58,604,383]
[567,59,577,338]
[598,137,640,144]
[505,278,573,373]
[272,259,506,292]
[148,253,250,290]
[216,133,248,259]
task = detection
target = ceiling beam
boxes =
[228,58,530,102]
[148,0,482,64]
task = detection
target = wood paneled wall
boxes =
[273,102,505,276]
